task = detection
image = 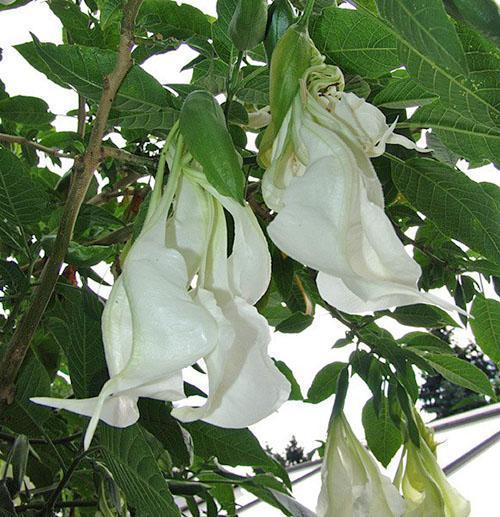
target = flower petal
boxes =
[173,294,290,428]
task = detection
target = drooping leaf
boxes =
[99,424,181,516]
[470,295,500,364]
[391,156,500,265]
[362,397,402,467]
[48,287,108,399]
[425,353,495,396]
[274,360,303,401]
[0,148,49,251]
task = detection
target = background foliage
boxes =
[0,0,498,515]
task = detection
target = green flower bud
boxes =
[229,0,268,51]
[264,0,296,60]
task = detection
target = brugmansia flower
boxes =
[317,412,406,517]
[260,28,463,315]
[395,438,471,517]
[33,130,289,448]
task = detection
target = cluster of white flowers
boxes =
[32,14,470,515]
[33,127,290,449]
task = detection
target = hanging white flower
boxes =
[395,438,471,517]
[32,138,219,450]
[170,163,290,428]
[317,412,406,517]
[261,62,463,315]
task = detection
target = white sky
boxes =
[0,0,498,458]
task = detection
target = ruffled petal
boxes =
[173,294,290,428]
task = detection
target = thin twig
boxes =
[0,132,154,170]
[87,170,144,205]
[43,447,99,515]
[16,499,97,513]
[0,0,144,411]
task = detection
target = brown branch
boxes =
[0,132,72,158]
[77,95,86,138]
[0,0,144,411]
[0,132,154,170]
[87,170,143,205]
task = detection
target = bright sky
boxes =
[0,0,497,459]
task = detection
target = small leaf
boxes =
[275,312,313,334]
[274,360,303,401]
[180,90,245,202]
[470,295,500,364]
[399,332,453,354]
[362,397,402,467]
[426,353,495,396]
[306,361,347,404]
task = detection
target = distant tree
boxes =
[266,436,310,467]
[419,331,500,419]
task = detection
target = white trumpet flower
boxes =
[317,412,406,517]
[33,142,219,450]
[262,64,463,315]
[396,439,471,517]
[171,165,290,428]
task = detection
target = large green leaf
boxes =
[138,0,211,40]
[184,421,288,484]
[425,353,495,396]
[48,287,108,398]
[311,6,399,78]
[0,148,48,251]
[470,295,500,364]
[0,95,54,125]
[356,0,500,137]
[99,425,181,516]
[362,397,402,467]
[390,156,500,265]
[15,39,176,115]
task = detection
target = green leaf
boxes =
[306,361,347,404]
[184,421,289,484]
[373,78,437,109]
[446,0,500,45]
[362,397,402,467]
[50,0,104,48]
[311,6,399,78]
[470,295,500,364]
[16,39,176,115]
[0,260,29,297]
[2,354,51,437]
[391,156,500,265]
[99,424,181,516]
[138,0,211,41]
[48,287,108,398]
[425,353,495,396]
[138,400,193,467]
[0,148,49,251]
[275,312,313,334]
[373,0,499,130]
[180,90,245,202]
[108,108,178,131]
[389,303,459,328]
[274,360,303,401]
[0,95,54,125]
